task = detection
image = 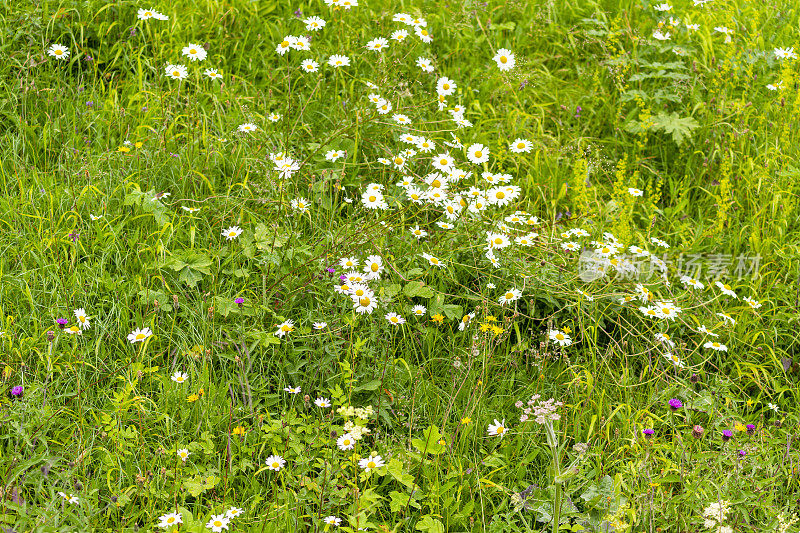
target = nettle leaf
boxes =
[411,425,444,455]
[649,112,699,146]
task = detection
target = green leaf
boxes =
[649,112,699,146]
[411,425,445,455]
[387,458,416,488]
[354,379,382,392]
[403,281,435,298]
[390,490,421,513]
[416,515,444,533]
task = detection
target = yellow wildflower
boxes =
[431,313,444,324]
[232,426,246,436]
[186,394,199,403]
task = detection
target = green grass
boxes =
[1,0,799,531]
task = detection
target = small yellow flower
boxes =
[485,316,497,322]
[431,313,444,324]
[198,388,205,397]
[232,426,246,436]
[186,394,199,403]
[479,323,491,333]
[461,417,471,425]
[476,380,483,386]
[438,438,446,446]
[734,422,746,432]
[563,326,572,334]
[134,142,143,148]
[118,146,130,153]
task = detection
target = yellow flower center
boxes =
[167,517,175,523]
[367,461,376,469]
[430,258,439,264]
[556,333,564,340]
[496,426,505,434]
[500,56,508,63]
[135,333,145,340]
[190,49,196,54]
[359,297,371,307]
[496,191,505,199]
[55,50,63,55]
[442,83,449,89]
[368,195,376,202]
[475,151,482,158]
[394,157,403,165]
[390,317,398,323]
[505,292,514,300]
[281,41,289,47]
[370,263,379,272]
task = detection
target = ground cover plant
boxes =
[1,0,800,531]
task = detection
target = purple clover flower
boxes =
[11,385,23,397]
[746,424,755,434]
[326,267,336,274]
[668,398,682,411]
[56,318,68,329]
[642,428,654,438]
[234,297,244,308]
[722,430,733,441]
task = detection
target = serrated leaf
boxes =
[387,458,416,489]
[354,379,382,392]
[416,515,444,533]
[411,425,444,455]
[650,112,699,146]
[403,281,435,298]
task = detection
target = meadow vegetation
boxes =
[1,0,800,531]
